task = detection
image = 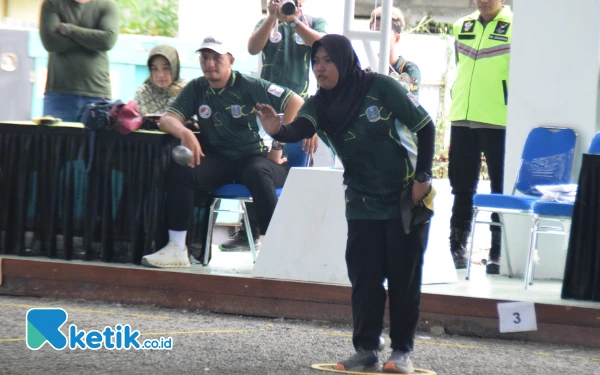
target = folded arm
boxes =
[63,1,120,51]
[39,1,82,53]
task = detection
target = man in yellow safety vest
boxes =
[447,0,513,275]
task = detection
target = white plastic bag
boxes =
[535,184,577,203]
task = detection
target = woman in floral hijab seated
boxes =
[134,44,187,115]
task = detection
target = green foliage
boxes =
[432,116,450,179]
[115,0,179,37]
[405,14,452,35]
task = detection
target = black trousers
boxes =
[448,126,506,233]
[167,153,289,235]
[346,219,429,353]
[562,154,600,302]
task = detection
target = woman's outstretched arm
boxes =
[255,103,317,143]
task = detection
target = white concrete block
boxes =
[253,167,458,286]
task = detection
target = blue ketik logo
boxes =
[26,308,173,351]
[26,308,69,350]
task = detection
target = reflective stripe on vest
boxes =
[449,6,513,127]
[456,42,511,61]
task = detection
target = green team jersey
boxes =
[255,16,327,98]
[297,74,431,220]
[166,71,294,160]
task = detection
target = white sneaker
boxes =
[142,242,191,268]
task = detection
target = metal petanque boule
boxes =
[172,145,193,166]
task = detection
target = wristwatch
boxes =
[414,171,431,183]
[271,140,285,150]
[289,17,300,28]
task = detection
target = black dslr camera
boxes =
[280,0,298,16]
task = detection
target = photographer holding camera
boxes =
[248,0,326,99]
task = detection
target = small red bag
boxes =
[110,101,143,135]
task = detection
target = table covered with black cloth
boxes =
[562,153,600,301]
[0,122,209,264]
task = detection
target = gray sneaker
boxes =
[336,348,379,372]
[383,350,414,373]
[218,229,260,252]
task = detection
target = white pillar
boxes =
[342,0,392,75]
[502,0,600,278]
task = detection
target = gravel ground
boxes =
[1,295,599,375]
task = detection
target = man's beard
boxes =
[205,73,220,82]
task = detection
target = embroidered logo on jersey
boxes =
[365,106,380,122]
[199,105,212,119]
[489,34,508,42]
[231,105,242,118]
[270,31,282,44]
[462,20,474,33]
[295,34,305,45]
[406,93,421,108]
[410,84,418,92]
[494,21,510,35]
[268,84,285,98]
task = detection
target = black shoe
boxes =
[450,227,469,269]
[486,259,500,274]
[487,230,501,274]
[218,228,260,252]
[336,348,379,372]
[452,252,468,269]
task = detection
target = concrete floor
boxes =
[5,246,599,311]
[1,294,598,375]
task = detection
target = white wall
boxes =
[253,168,458,286]
[178,0,262,75]
[6,0,41,23]
[502,0,600,279]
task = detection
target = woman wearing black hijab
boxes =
[256,34,436,373]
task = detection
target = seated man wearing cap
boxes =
[142,37,304,268]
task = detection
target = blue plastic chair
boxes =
[465,126,577,280]
[523,131,600,288]
[587,131,600,154]
[202,141,311,265]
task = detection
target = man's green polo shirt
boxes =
[167,71,294,160]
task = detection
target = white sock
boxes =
[169,230,187,251]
